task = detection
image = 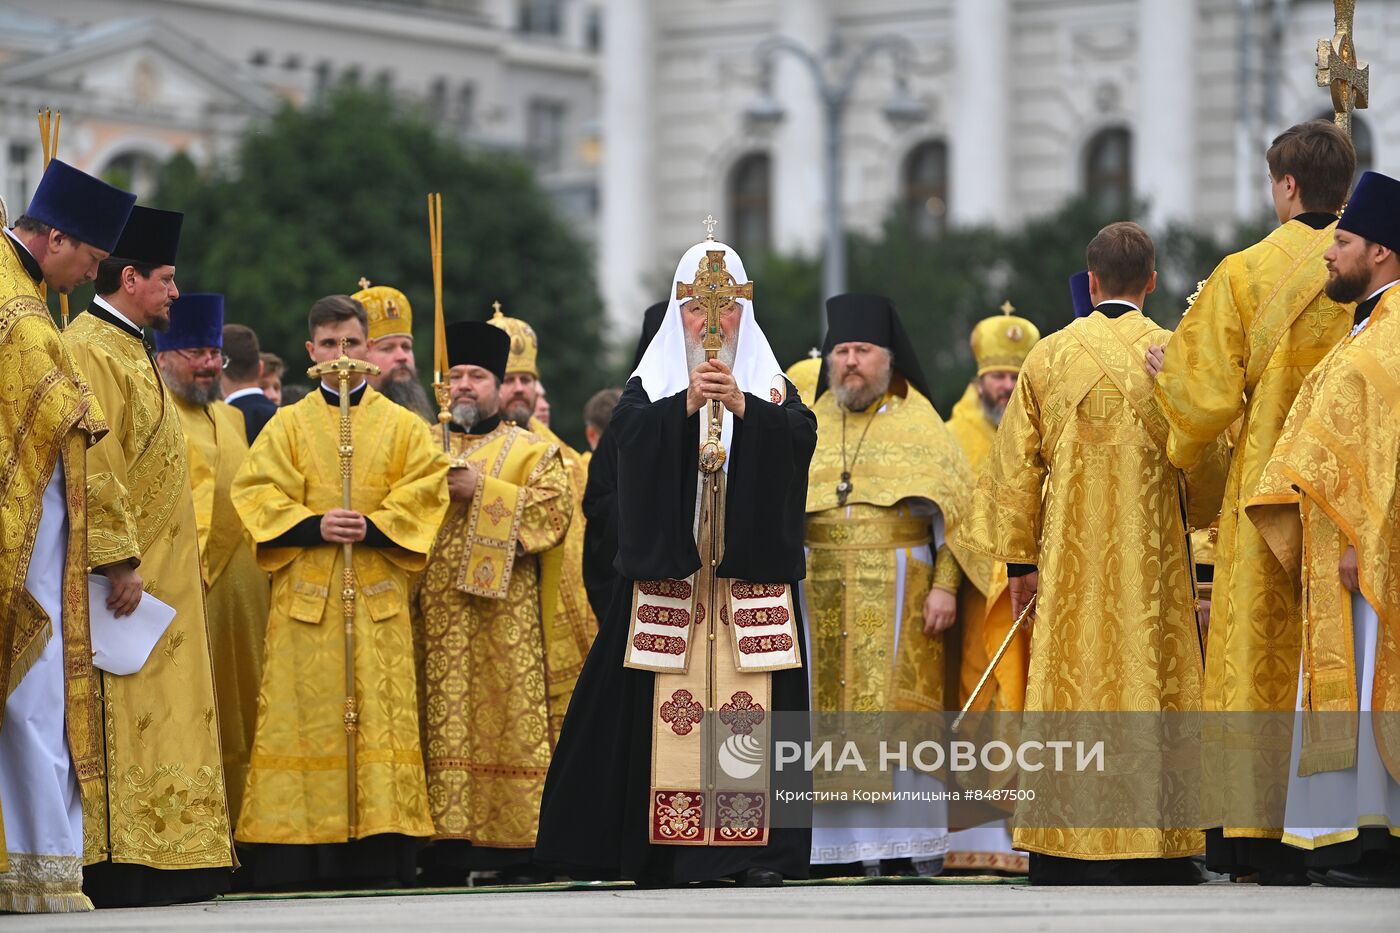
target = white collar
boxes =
[320,378,367,395]
[1365,280,1400,303]
[92,295,144,334]
[223,386,266,403]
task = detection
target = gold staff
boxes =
[427,192,451,452]
[951,594,1037,734]
[306,340,380,838]
[36,109,71,328]
[1316,0,1369,138]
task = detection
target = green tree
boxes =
[152,87,605,445]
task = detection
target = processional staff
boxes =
[1316,0,1369,138]
[306,340,380,838]
[35,108,71,328]
[428,192,453,453]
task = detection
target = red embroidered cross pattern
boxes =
[719,691,766,735]
[660,689,705,736]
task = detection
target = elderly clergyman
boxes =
[536,226,817,887]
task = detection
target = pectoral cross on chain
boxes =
[1316,0,1369,138]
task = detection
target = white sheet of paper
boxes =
[87,574,177,676]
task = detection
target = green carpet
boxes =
[220,874,1026,901]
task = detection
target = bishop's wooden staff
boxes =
[306,341,380,838]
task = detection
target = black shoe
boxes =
[1255,869,1311,886]
[1312,863,1400,888]
[735,868,783,887]
[498,867,552,886]
[809,861,864,879]
[878,858,917,877]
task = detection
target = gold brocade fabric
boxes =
[413,424,570,847]
[1,242,103,907]
[62,312,233,870]
[1248,290,1400,783]
[172,396,268,825]
[805,384,979,719]
[527,417,595,735]
[946,383,1023,713]
[1155,220,1352,839]
[957,311,1228,860]
[230,387,449,843]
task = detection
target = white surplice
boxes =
[0,465,90,913]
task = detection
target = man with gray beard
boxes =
[413,321,573,885]
[154,294,269,842]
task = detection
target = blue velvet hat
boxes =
[1337,171,1400,254]
[155,293,224,352]
[1069,270,1093,318]
[111,206,183,265]
[24,159,136,253]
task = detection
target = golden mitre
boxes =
[352,278,413,341]
[486,300,539,377]
[970,301,1040,375]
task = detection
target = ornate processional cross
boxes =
[1316,0,1368,137]
[675,217,754,473]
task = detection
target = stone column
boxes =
[1136,0,1197,225]
[949,0,1010,226]
[600,0,654,332]
[772,0,830,255]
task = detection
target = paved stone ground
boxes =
[5,882,1399,933]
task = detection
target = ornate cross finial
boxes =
[491,300,503,317]
[1001,300,1016,315]
[702,214,718,240]
[1317,0,1368,137]
[358,276,371,290]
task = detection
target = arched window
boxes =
[1084,127,1133,214]
[902,140,949,238]
[729,152,771,256]
[101,151,162,200]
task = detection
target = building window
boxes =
[526,98,567,173]
[454,83,476,132]
[427,77,448,122]
[518,0,563,36]
[6,143,33,219]
[902,140,949,239]
[313,60,332,99]
[1084,127,1133,214]
[729,152,772,256]
[101,151,162,200]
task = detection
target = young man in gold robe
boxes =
[801,293,986,877]
[414,321,572,884]
[958,222,1228,884]
[942,305,1040,876]
[230,295,449,890]
[1152,120,1357,882]
[1,162,134,913]
[488,303,594,736]
[1248,171,1400,888]
[153,294,268,831]
[63,205,236,907]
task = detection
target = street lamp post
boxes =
[746,36,927,312]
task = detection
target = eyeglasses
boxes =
[174,348,231,370]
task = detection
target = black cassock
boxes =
[536,377,816,883]
[580,423,622,623]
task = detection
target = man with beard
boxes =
[1247,170,1400,887]
[1,160,133,914]
[488,303,593,737]
[1152,120,1357,883]
[801,293,987,877]
[153,295,269,838]
[230,295,448,890]
[942,303,1039,877]
[62,206,235,906]
[536,231,816,887]
[958,222,1229,885]
[356,280,435,422]
[222,324,278,444]
[413,320,572,885]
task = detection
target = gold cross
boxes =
[358,276,371,290]
[675,250,754,354]
[1304,305,1335,341]
[702,214,718,240]
[1000,300,1015,315]
[1316,0,1369,137]
[1083,385,1122,422]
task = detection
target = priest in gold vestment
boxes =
[355,280,435,422]
[488,303,594,736]
[153,294,268,829]
[801,293,984,876]
[230,295,449,889]
[414,321,571,883]
[1,163,133,913]
[1153,120,1357,880]
[943,304,1040,876]
[63,206,235,906]
[958,223,1228,885]
[1248,172,1400,887]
